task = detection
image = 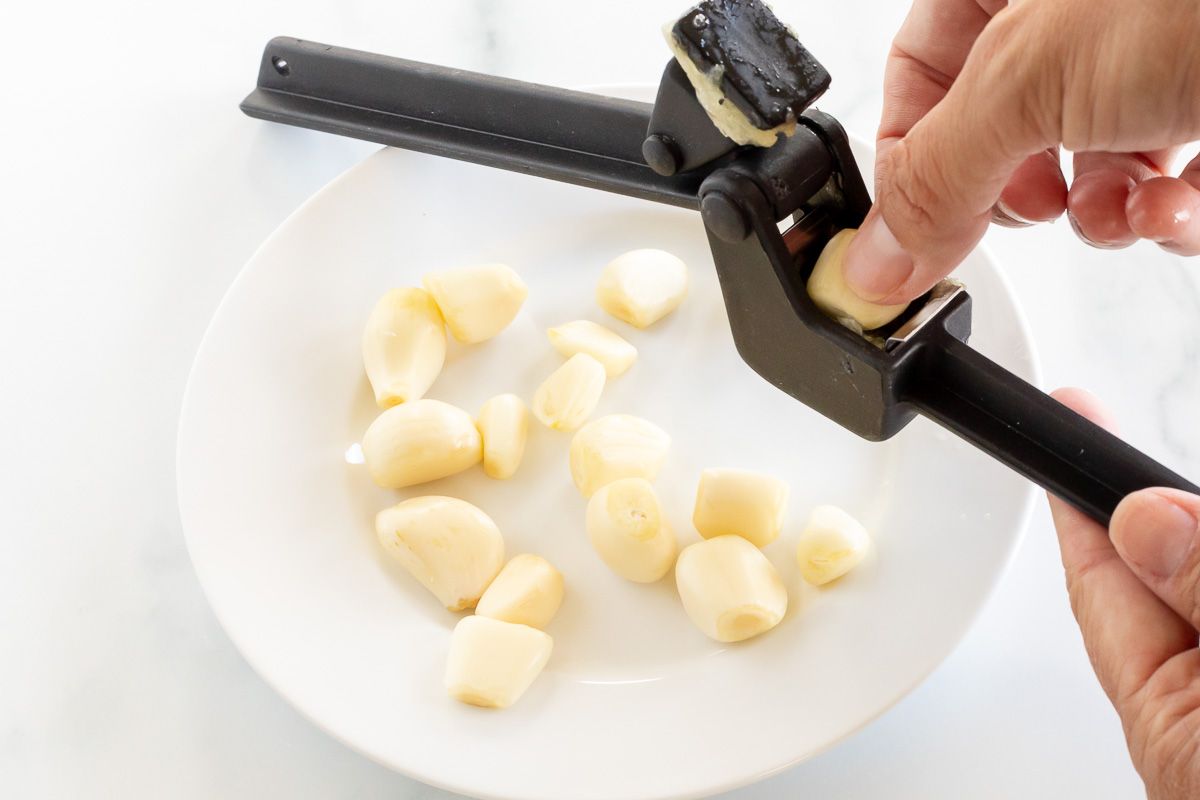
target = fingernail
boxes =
[843,214,914,302]
[1112,490,1200,578]
[1066,210,1092,242]
[992,200,1035,228]
[1126,178,1200,245]
[1067,209,1132,251]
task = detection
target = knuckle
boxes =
[1065,548,1116,600]
[1187,571,1200,631]
[1132,690,1200,796]
[877,141,942,240]
[1131,664,1200,798]
[970,2,1064,148]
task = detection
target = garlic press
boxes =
[241,0,1197,524]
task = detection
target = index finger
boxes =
[876,0,997,171]
[882,0,1068,227]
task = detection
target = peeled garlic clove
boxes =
[421,263,528,344]
[362,287,447,408]
[531,353,606,431]
[675,535,788,643]
[692,468,789,548]
[362,398,481,488]
[596,249,688,328]
[806,229,908,332]
[476,554,564,629]
[445,615,552,709]
[476,394,529,480]
[796,505,871,586]
[586,478,677,583]
[376,496,504,611]
[569,414,670,498]
[546,320,637,377]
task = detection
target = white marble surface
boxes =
[2,0,1197,797]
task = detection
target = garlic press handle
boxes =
[241,37,703,208]
[907,333,1200,526]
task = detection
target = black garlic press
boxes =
[241,0,1197,525]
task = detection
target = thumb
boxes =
[1111,488,1200,629]
[844,6,1056,304]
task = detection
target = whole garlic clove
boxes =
[362,287,447,408]
[692,468,789,548]
[586,477,677,583]
[362,398,481,488]
[422,263,528,344]
[476,394,529,480]
[531,353,606,431]
[475,554,564,629]
[795,504,871,586]
[675,535,788,643]
[375,496,504,611]
[445,615,553,709]
[806,229,908,332]
[569,414,670,498]
[546,320,637,377]
[595,249,688,328]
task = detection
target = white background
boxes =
[2,0,1197,797]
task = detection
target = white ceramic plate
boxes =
[178,87,1037,800]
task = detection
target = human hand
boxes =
[844,0,1200,305]
[1048,388,1200,800]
